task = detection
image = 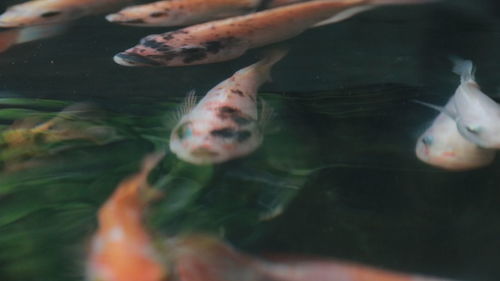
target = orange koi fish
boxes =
[0,24,69,53]
[0,0,133,28]
[106,0,261,27]
[114,0,437,67]
[165,234,456,281]
[86,152,167,281]
[169,48,285,165]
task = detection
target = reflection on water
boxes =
[1,0,500,281]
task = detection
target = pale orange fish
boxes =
[86,152,167,281]
[106,0,261,27]
[114,0,437,67]
[0,0,133,28]
[106,0,314,27]
[169,48,285,165]
[165,234,456,281]
[0,24,69,53]
[415,101,495,171]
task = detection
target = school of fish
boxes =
[2,0,494,280]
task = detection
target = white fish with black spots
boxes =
[169,48,287,165]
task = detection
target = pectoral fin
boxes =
[412,99,458,120]
[312,6,374,28]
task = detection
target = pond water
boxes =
[1,0,500,281]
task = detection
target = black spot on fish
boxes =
[150,12,167,18]
[181,47,207,64]
[40,11,61,18]
[217,107,253,126]
[230,89,244,97]
[142,39,164,49]
[202,37,239,54]
[211,128,236,138]
[237,130,251,142]
[162,30,189,41]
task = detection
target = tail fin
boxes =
[450,56,475,83]
[0,28,19,53]
[255,46,289,81]
[16,23,69,45]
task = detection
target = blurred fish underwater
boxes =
[2,0,500,281]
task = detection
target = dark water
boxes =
[1,0,500,281]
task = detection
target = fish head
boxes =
[114,32,246,67]
[106,5,180,27]
[0,1,83,27]
[169,116,261,165]
[415,114,494,171]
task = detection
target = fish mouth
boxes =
[190,148,219,159]
[106,14,146,25]
[113,52,161,67]
[0,20,24,28]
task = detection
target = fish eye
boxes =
[149,12,167,18]
[40,11,62,18]
[422,135,433,146]
[175,122,192,139]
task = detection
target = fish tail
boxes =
[140,151,166,180]
[255,46,289,82]
[15,24,69,45]
[450,56,476,83]
[0,29,19,53]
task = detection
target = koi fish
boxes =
[169,48,285,165]
[166,234,455,281]
[106,0,261,27]
[266,0,312,8]
[114,0,437,67]
[0,24,69,53]
[0,0,133,28]
[415,101,495,171]
[86,152,167,281]
[446,58,500,149]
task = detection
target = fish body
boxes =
[86,153,167,281]
[448,58,500,149]
[0,0,133,28]
[166,235,454,281]
[415,101,495,171]
[106,0,261,27]
[114,0,435,67]
[169,49,285,165]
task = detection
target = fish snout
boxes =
[105,13,123,23]
[113,52,161,67]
